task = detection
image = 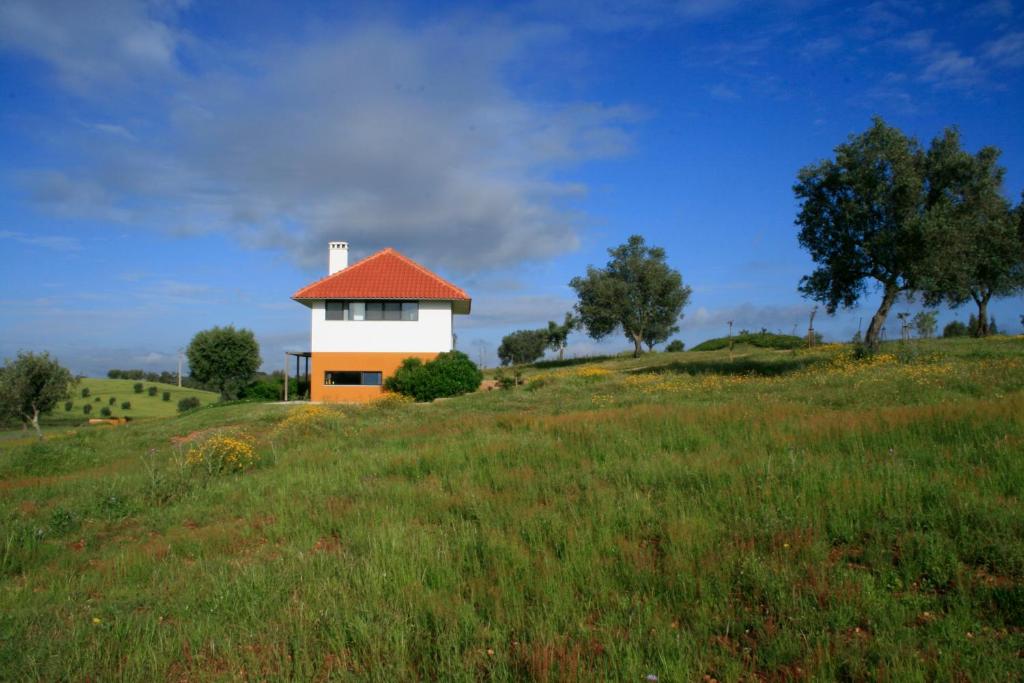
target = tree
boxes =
[186,326,262,400]
[916,130,1024,336]
[570,235,692,358]
[666,339,685,352]
[545,314,578,361]
[795,118,936,348]
[498,329,548,366]
[0,352,76,438]
[912,311,937,339]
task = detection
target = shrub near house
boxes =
[384,351,482,401]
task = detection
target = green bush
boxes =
[81,387,90,398]
[384,351,482,402]
[162,391,171,401]
[133,382,144,394]
[94,397,101,402]
[178,396,201,413]
[121,401,131,410]
[64,401,73,412]
[147,386,158,397]
[82,404,92,415]
[240,378,285,401]
[943,320,968,338]
[108,397,116,406]
[100,406,111,417]
[666,339,685,352]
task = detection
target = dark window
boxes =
[323,300,419,321]
[324,371,383,386]
[325,301,346,320]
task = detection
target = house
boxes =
[292,242,471,402]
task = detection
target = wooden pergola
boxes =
[283,351,311,401]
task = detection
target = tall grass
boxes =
[1,338,1022,680]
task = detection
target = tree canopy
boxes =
[570,235,691,358]
[0,351,76,438]
[186,326,262,400]
[498,329,548,366]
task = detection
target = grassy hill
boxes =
[2,337,1023,679]
[690,330,808,351]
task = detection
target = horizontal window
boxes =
[324,371,383,386]
[324,301,418,321]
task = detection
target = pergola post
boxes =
[283,352,289,402]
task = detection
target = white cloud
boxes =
[0,229,81,251]
[7,13,638,273]
[985,31,1024,67]
[0,0,181,92]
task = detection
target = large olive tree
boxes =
[795,118,927,348]
[570,235,691,358]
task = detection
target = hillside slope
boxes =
[2,338,1023,680]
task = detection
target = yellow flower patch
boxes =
[186,433,259,474]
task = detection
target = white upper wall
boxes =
[310,300,453,353]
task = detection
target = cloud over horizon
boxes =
[2,5,637,273]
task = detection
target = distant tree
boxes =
[498,329,548,366]
[545,314,578,361]
[570,235,692,358]
[666,339,685,352]
[917,130,1024,336]
[108,397,116,405]
[64,400,73,412]
[121,401,131,410]
[162,390,171,401]
[100,406,111,417]
[912,311,938,339]
[943,320,969,338]
[133,382,144,394]
[0,352,76,438]
[81,387,90,398]
[83,403,92,415]
[186,326,262,400]
[147,386,158,397]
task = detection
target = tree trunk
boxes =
[632,333,643,358]
[864,284,899,348]
[558,345,564,362]
[974,291,991,337]
[29,408,42,440]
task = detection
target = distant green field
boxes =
[0,378,218,443]
[1,337,1023,679]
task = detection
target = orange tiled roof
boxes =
[292,248,471,303]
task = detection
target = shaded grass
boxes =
[1,338,1023,680]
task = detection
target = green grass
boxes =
[690,331,808,351]
[1,337,1023,680]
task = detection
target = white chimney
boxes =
[328,241,349,274]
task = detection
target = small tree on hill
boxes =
[186,325,262,400]
[545,314,578,361]
[498,329,548,366]
[943,320,968,338]
[570,235,692,358]
[912,311,937,339]
[0,352,76,438]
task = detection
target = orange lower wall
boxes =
[310,351,440,403]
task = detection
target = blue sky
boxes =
[1,0,1022,375]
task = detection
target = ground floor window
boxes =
[324,371,383,386]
